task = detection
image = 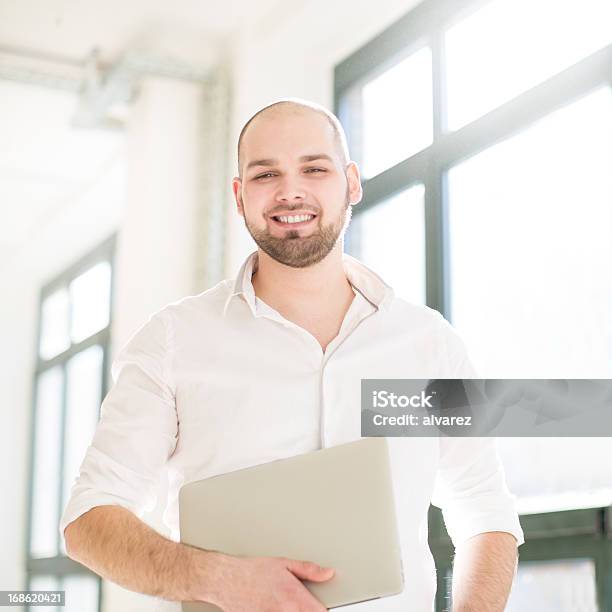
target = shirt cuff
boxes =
[440,493,525,547]
[59,494,141,538]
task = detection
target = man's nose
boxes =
[275,177,307,202]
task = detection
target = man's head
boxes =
[232,99,362,269]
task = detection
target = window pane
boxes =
[28,575,60,591]
[30,367,63,558]
[445,0,612,130]
[448,87,612,378]
[69,261,112,344]
[506,559,598,612]
[62,574,99,612]
[352,185,426,304]
[497,437,612,514]
[27,575,61,612]
[361,47,433,178]
[448,88,612,513]
[39,288,70,360]
[62,346,103,515]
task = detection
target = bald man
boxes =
[62,100,523,612]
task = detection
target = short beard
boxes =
[244,191,351,269]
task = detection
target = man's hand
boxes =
[65,505,334,611]
[194,552,335,612]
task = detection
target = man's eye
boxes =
[305,168,326,174]
[254,172,275,180]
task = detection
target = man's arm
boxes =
[451,531,518,612]
[65,505,334,611]
[64,506,204,601]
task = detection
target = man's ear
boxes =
[232,177,244,217]
[346,162,363,206]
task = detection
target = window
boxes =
[336,0,612,609]
[360,47,433,179]
[428,505,609,612]
[506,558,598,611]
[350,184,426,304]
[445,0,612,130]
[448,86,612,377]
[26,236,115,612]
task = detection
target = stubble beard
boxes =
[244,191,352,269]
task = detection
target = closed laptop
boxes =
[179,437,404,611]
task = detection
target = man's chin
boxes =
[245,218,343,268]
[259,242,334,269]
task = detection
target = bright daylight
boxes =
[1,0,611,611]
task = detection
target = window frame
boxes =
[334,0,612,317]
[335,0,612,610]
[25,235,116,611]
[429,505,612,611]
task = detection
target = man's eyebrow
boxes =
[246,158,278,170]
[299,154,333,163]
[245,154,334,171]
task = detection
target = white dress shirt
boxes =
[61,251,524,611]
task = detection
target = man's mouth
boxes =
[270,213,317,228]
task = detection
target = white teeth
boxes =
[278,214,314,224]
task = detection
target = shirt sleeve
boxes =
[430,313,525,548]
[59,310,178,536]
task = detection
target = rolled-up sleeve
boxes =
[59,310,178,536]
[430,313,524,548]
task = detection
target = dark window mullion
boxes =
[35,328,110,377]
[427,26,447,317]
[25,374,40,563]
[97,575,103,612]
[26,284,47,565]
[102,245,116,400]
[40,235,115,303]
[433,42,612,169]
[359,146,430,211]
[27,555,92,575]
[333,0,476,95]
[424,158,445,315]
[595,528,612,612]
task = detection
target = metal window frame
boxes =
[335,0,612,318]
[429,505,612,611]
[335,0,612,610]
[25,234,116,612]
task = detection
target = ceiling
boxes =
[0,0,284,62]
[0,80,123,256]
[0,0,285,259]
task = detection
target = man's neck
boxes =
[251,245,354,319]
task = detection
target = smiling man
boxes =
[234,102,362,354]
[237,103,355,270]
[62,100,523,612]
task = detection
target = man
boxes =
[62,99,523,611]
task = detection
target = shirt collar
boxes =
[223,250,395,317]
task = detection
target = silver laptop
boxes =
[179,437,404,611]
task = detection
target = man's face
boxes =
[233,110,362,268]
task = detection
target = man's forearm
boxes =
[64,505,215,602]
[451,531,518,612]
